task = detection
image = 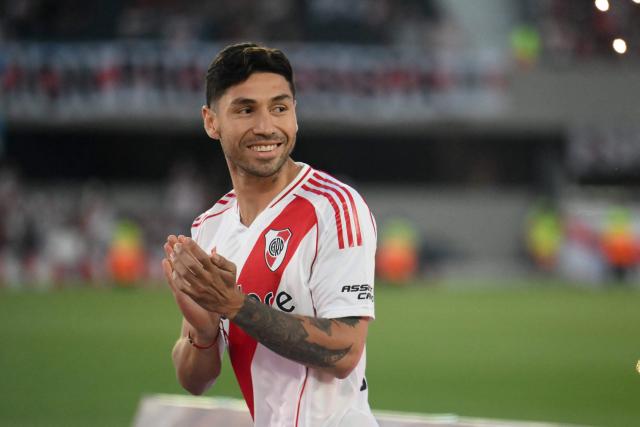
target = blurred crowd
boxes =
[0,163,212,289]
[515,0,640,64]
[2,0,638,61]
[525,200,640,284]
[2,41,507,124]
[1,0,442,46]
[3,158,639,288]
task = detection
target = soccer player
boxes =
[162,43,378,427]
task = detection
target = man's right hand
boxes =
[163,235,220,342]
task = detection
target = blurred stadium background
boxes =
[1,0,639,426]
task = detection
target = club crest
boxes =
[264,228,292,272]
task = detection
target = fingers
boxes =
[165,234,236,294]
[162,256,198,296]
[161,258,178,293]
[175,240,215,274]
[177,278,202,302]
[168,236,228,274]
[165,236,205,291]
[184,237,216,267]
[163,241,174,258]
[211,251,237,275]
[217,269,237,289]
[166,237,243,317]
[167,236,208,276]
[210,251,237,289]
[163,241,182,288]
[162,257,198,304]
[173,239,231,294]
[172,250,212,289]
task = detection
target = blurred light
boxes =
[633,0,640,4]
[613,38,627,54]
[595,0,609,11]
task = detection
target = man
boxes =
[162,42,378,427]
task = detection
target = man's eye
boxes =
[273,106,287,113]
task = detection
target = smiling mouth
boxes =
[248,143,282,152]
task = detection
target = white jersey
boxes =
[191,163,378,427]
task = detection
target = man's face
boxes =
[203,72,298,178]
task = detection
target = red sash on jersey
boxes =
[228,195,317,419]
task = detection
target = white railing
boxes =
[132,394,584,427]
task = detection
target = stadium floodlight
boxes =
[612,38,627,54]
[595,0,609,11]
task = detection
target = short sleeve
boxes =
[308,199,376,319]
[190,213,204,243]
[190,225,199,242]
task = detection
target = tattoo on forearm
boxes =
[232,298,359,368]
[308,316,360,336]
[309,317,333,335]
[334,317,360,327]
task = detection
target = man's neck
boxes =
[230,159,302,227]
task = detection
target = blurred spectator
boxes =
[44,217,86,285]
[600,207,638,282]
[524,200,563,272]
[107,220,145,286]
[164,160,208,235]
[376,217,420,284]
[510,24,541,68]
[79,183,116,282]
[558,216,605,284]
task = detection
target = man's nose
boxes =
[252,110,277,136]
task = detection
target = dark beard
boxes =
[225,139,295,178]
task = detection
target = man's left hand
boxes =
[169,236,245,318]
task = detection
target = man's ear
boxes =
[202,105,220,140]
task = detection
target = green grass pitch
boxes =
[0,282,639,426]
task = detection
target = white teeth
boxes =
[250,144,277,152]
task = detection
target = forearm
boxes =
[172,331,222,395]
[230,296,366,379]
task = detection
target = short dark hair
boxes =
[205,42,296,107]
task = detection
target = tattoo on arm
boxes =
[307,316,360,336]
[308,317,333,336]
[334,317,361,327]
[232,298,361,369]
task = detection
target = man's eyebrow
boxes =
[229,97,256,106]
[271,94,293,102]
[228,94,292,106]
